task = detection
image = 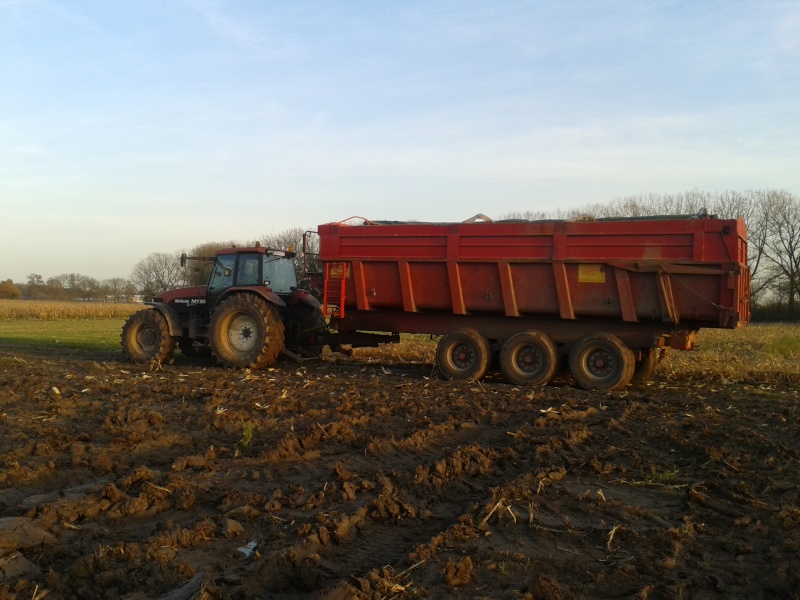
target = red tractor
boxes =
[121,244,325,368]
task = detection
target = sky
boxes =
[1,1,799,283]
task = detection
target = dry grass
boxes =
[336,334,437,366]
[0,299,143,320]
[662,323,800,384]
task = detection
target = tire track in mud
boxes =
[230,380,619,596]
[1,356,634,597]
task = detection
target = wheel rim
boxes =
[227,314,259,353]
[135,325,156,352]
[583,346,617,381]
[449,341,476,371]
[513,345,543,375]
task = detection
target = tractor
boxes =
[121,244,325,368]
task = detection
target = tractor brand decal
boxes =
[578,264,605,283]
[174,298,207,305]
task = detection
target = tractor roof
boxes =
[215,244,297,258]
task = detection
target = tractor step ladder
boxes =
[322,262,347,319]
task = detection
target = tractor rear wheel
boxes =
[285,304,326,357]
[210,295,285,369]
[436,328,491,381]
[121,308,175,364]
[499,331,558,386]
[568,333,634,391]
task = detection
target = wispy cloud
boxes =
[182,0,303,62]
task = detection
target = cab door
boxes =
[206,254,236,309]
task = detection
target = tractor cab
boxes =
[204,246,299,310]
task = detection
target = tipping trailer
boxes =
[313,213,750,390]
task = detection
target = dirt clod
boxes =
[0,348,799,599]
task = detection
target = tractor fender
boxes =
[287,288,322,308]
[144,302,184,337]
[218,288,287,309]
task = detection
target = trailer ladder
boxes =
[322,262,347,318]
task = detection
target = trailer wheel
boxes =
[210,295,285,369]
[436,328,491,381]
[568,333,635,391]
[121,308,175,364]
[499,331,558,386]
[630,348,659,385]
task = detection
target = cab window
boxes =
[236,254,260,286]
[208,254,235,290]
[263,257,297,294]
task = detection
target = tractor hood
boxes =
[155,286,208,306]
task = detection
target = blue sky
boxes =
[1,1,798,283]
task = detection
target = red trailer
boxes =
[314,213,749,390]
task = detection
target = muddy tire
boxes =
[121,309,175,364]
[568,333,635,391]
[631,347,659,385]
[499,330,558,386]
[210,295,285,369]
[436,328,491,381]
[285,304,326,357]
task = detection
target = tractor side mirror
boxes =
[180,253,187,268]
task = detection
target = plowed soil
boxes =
[1,346,799,600]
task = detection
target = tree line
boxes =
[4,190,800,320]
[2,274,138,302]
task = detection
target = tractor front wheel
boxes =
[121,308,175,364]
[210,295,285,369]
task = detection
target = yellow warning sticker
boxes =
[578,264,605,283]
[329,263,350,278]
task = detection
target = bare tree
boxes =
[74,275,101,301]
[261,226,319,275]
[25,273,47,299]
[102,278,137,303]
[763,191,800,319]
[130,252,184,299]
[182,241,240,286]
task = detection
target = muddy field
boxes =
[1,345,799,599]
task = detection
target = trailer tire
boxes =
[630,348,659,385]
[568,333,635,391]
[121,308,175,364]
[210,295,285,369]
[436,328,491,381]
[499,331,558,386]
